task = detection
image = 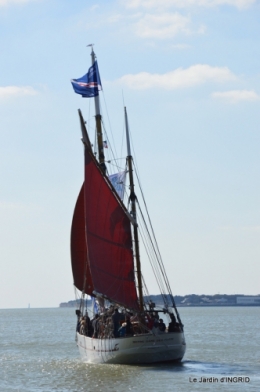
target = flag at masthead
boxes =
[71,61,102,98]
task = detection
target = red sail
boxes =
[70,183,94,294]
[84,147,139,310]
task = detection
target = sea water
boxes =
[0,307,259,391]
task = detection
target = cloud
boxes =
[107,13,124,23]
[242,225,260,231]
[134,12,205,39]
[220,225,260,231]
[171,43,191,49]
[211,90,260,103]
[117,64,236,90]
[90,4,100,11]
[0,86,38,99]
[0,201,25,211]
[125,0,256,10]
[0,0,37,6]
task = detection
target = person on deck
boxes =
[146,314,155,330]
[158,318,166,333]
[112,308,121,338]
[168,313,180,332]
[125,317,133,336]
[84,312,93,337]
[168,315,176,332]
[76,310,82,332]
[92,314,99,338]
[152,320,159,334]
[118,322,126,337]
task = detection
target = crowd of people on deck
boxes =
[76,306,181,339]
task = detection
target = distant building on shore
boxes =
[236,296,260,305]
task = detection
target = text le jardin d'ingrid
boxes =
[189,377,250,384]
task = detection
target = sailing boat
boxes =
[70,47,186,364]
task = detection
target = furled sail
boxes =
[84,146,139,310]
[70,184,94,294]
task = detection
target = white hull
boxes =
[77,331,186,364]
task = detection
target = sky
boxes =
[0,0,259,309]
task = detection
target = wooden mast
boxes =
[90,47,106,174]
[124,107,144,312]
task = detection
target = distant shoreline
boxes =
[59,294,260,308]
[59,303,260,308]
[177,304,260,307]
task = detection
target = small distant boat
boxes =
[70,47,186,364]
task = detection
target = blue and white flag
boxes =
[71,60,102,98]
[92,296,99,315]
[109,171,126,201]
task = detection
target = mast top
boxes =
[87,44,95,59]
[124,107,132,158]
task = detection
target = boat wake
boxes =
[142,359,260,380]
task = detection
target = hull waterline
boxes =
[77,331,186,364]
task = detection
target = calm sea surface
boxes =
[0,307,259,391]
